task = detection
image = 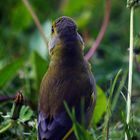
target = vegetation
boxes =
[0,0,140,139]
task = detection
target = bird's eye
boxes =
[51,26,54,33]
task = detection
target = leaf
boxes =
[76,10,92,28]
[0,58,23,88]
[11,3,32,32]
[112,70,127,111]
[0,120,13,134]
[61,0,101,16]
[19,106,33,123]
[93,85,107,124]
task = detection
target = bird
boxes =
[38,16,96,140]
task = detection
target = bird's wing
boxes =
[38,111,73,140]
[38,61,96,140]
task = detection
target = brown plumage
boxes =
[38,16,96,140]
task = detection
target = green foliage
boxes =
[61,0,104,29]
[0,0,140,139]
[93,86,107,124]
[0,58,24,88]
[19,106,33,123]
[0,103,35,139]
[11,2,32,32]
[64,102,93,140]
[103,70,123,139]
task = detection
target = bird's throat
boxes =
[50,42,84,69]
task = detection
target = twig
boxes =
[12,91,24,120]
[0,91,23,103]
[84,0,111,61]
[22,0,49,46]
[0,95,16,102]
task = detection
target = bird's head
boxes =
[52,16,77,37]
[48,16,84,55]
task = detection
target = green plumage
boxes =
[38,16,96,140]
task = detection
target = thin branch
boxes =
[0,95,16,102]
[22,0,49,46]
[0,91,23,103]
[12,91,24,120]
[84,0,111,61]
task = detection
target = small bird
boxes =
[38,16,96,140]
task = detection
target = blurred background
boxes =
[0,0,140,139]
